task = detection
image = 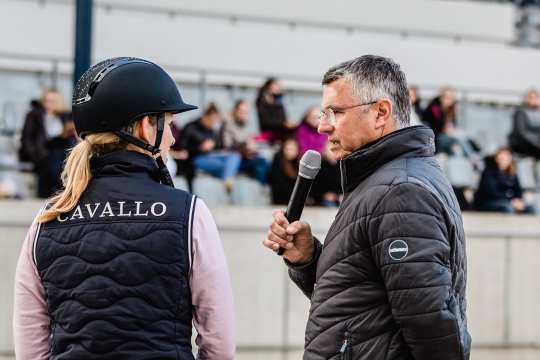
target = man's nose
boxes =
[318,122,333,134]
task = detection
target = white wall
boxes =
[1,201,540,359]
[0,0,534,103]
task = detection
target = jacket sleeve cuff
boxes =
[284,237,322,271]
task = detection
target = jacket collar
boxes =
[91,150,161,182]
[340,125,435,193]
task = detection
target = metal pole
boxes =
[199,70,207,109]
[51,58,59,89]
[73,0,93,85]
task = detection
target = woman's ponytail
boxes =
[38,140,93,223]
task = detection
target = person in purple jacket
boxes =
[295,106,327,156]
[13,57,235,360]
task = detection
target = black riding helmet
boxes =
[72,57,197,186]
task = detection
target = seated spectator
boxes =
[408,85,424,126]
[180,102,241,192]
[268,137,299,205]
[221,100,269,184]
[509,88,540,159]
[46,112,78,193]
[422,87,457,139]
[19,89,68,198]
[437,112,481,161]
[168,118,193,189]
[310,142,341,207]
[474,148,534,214]
[295,106,326,156]
[256,77,295,143]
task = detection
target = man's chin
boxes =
[330,149,348,161]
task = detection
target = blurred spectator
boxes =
[423,87,457,138]
[295,106,326,156]
[409,85,424,126]
[474,148,534,214]
[19,89,68,198]
[256,77,295,143]
[180,102,241,192]
[268,137,299,205]
[310,142,341,207]
[221,100,269,184]
[508,88,540,159]
[169,119,189,165]
[168,118,193,189]
[436,108,481,159]
[46,112,78,193]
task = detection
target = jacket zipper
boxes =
[340,332,351,360]
[339,160,346,201]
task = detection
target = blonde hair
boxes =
[38,117,156,223]
[38,132,126,223]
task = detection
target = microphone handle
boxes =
[277,176,313,255]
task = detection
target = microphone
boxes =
[277,150,321,256]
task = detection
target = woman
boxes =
[474,147,531,214]
[422,87,457,138]
[310,141,341,207]
[255,77,295,143]
[295,106,327,156]
[19,89,67,198]
[13,58,235,360]
[180,102,241,192]
[268,137,299,205]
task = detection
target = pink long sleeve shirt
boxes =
[13,199,235,360]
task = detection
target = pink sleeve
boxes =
[13,213,51,360]
[190,199,235,360]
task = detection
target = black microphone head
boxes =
[299,150,322,180]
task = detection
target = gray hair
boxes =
[322,55,411,129]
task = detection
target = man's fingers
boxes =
[263,238,293,251]
[262,238,280,251]
[272,210,289,226]
[267,230,290,247]
[286,221,310,235]
[269,222,292,241]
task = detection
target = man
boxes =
[263,55,471,360]
[509,88,540,159]
[221,99,269,184]
[180,102,241,192]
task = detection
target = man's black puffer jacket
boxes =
[288,125,471,360]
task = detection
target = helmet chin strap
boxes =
[153,114,175,187]
[114,113,174,187]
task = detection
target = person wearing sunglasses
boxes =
[264,55,470,360]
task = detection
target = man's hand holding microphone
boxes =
[262,150,321,264]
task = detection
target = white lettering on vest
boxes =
[85,203,100,218]
[151,202,167,217]
[99,202,114,217]
[70,205,84,220]
[118,201,132,216]
[57,213,69,222]
[134,201,148,216]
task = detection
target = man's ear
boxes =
[375,99,392,129]
[138,116,155,143]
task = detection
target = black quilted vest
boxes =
[34,151,196,360]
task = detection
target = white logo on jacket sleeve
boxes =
[388,240,408,261]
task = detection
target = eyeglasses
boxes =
[318,101,377,126]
